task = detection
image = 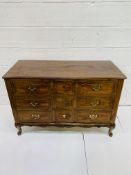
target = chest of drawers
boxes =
[3,60,126,136]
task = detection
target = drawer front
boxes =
[16,98,50,110]
[18,111,51,123]
[77,110,111,123]
[55,110,74,122]
[54,80,74,95]
[77,81,114,96]
[54,96,74,109]
[13,79,50,96]
[76,97,112,109]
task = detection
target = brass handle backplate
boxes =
[90,100,100,107]
[89,114,98,120]
[31,114,40,120]
[30,102,38,108]
[62,114,70,119]
[91,84,101,91]
[28,85,37,92]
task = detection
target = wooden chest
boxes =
[3,60,126,136]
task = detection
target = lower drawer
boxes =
[54,110,74,123]
[76,110,111,123]
[18,111,51,123]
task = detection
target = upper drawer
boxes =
[76,97,112,110]
[16,98,50,110]
[12,79,50,96]
[77,80,114,96]
[54,80,74,95]
[54,96,74,109]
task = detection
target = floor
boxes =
[0,105,131,175]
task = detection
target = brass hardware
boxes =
[30,102,38,108]
[89,114,98,120]
[31,114,40,120]
[91,84,101,91]
[62,114,70,119]
[28,85,37,92]
[90,100,99,107]
[62,114,67,119]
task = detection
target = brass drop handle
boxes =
[62,114,69,119]
[90,100,99,107]
[30,102,38,107]
[28,85,37,92]
[89,114,98,120]
[91,84,101,91]
[31,114,40,120]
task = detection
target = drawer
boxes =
[54,110,74,122]
[76,97,112,109]
[18,111,51,123]
[16,98,50,110]
[77,110,111,123]
[54,96,74,109]
[12,79,50,96]
[54,80,74,95]
[77,80,114,96]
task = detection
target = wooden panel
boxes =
[54,80,74,95]
[77,80,114,96]
[0,28,131,48]
[18,110,51,123]
[0,64,130,105]
[0,3,131,27]
[54,110,74,122]
[12,79,50,96]
[76,97,112,109]
[54,96,74,109]
[3,61,126,79]
[76,110,111,123]
[16,98,51,110]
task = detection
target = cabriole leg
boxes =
[108,125,115,137]
[15,124,22,136]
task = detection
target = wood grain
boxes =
[3,61,126,136]
[3,60,126,79]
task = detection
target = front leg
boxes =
[108,125,115,137]
[15,124,22,136]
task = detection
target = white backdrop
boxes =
[0,0,131,105]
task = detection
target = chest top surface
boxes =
[3,60,126,79]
